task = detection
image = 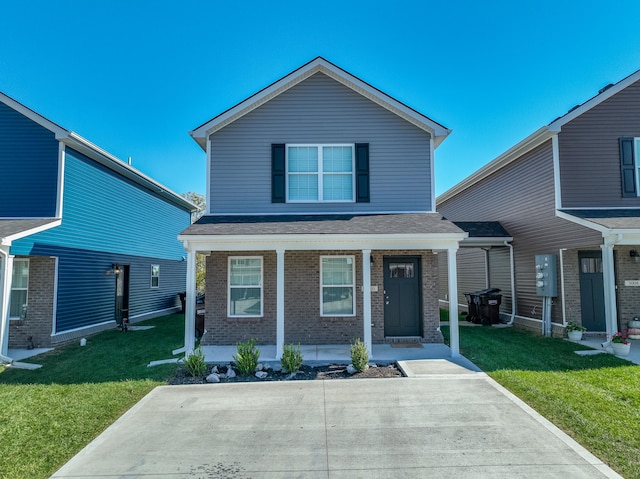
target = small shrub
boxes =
[281,343,303,373]
[184,347,207,377]
[350,339,369,372]
[233,338,260,375]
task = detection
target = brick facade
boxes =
[202,249,442,346]
[8,256,56,349]
[613,245,640,331]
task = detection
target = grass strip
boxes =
[0,313,184,479]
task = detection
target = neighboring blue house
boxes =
[0,92,196,360]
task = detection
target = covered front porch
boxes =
[179,213,467,359]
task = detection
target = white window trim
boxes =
[9,258,29,320]
[286,144,356,203]
[320,255,356,317]
[151,264,160,289]
[228,256,263,318]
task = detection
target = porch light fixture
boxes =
[110,264,122,275]
[630,250,640,263]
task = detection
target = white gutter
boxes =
[504,240,516,325]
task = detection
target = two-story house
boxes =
[438,68,640,340]
[0,92,196,362]
[179,57,467,358]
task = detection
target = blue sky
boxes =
[3,1,640,198]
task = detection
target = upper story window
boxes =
[287,145,355,202]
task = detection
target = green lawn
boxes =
[0,314,184,479]
[442,325,640,479]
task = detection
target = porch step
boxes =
[384,336,423,344]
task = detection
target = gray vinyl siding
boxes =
[559,78,640,207]
[488,247,512,315]
[437,248,486,306]
[438,141,601,324]
[209,72,433,214]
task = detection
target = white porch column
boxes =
[183,247,197,356]
[276,248,285,359]
[447,246,460,357]
[362,249,372,356]
[0,249,14,360]
[601,239,618,339]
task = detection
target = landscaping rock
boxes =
[226,367,236,378]
[211,366,219,374]
[206,373,221,383]
[256,363,264,371]
[346,364,357,375]
[255,371,268,379]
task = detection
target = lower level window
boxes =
[321,256,355,316]
[9,259,29,319]
[229,257,263,317]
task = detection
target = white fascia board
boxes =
[190,57,451,150]
[555,210,609,234]
[0,92,68,138]
[180,232,467,252]
[60,133,198,213]
[460,236,513,247]
[438,127,557,204]
[1,219,61,246]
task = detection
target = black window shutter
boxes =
[272,144,286,203]
[620,137,636,198]
[355,143,370,203]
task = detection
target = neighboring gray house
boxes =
[438,68,640,339]
[179,57,467,357]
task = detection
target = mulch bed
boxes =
[168,363,404,385]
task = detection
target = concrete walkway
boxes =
[52,359,622,478]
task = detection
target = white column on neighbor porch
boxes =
[362,249,372,356]
[601,239,618,339]
[0,250,15,360]
[276,248,285,360]
[447,245,460,357]
[183,247,197,356]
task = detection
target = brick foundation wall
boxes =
[202,249,443,345]
[9,256,56,349]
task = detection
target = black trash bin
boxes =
[178,292,186,313]
[477,288,502,325]
[464,292,480,323]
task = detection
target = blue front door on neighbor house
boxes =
[383,257,422,337]
[578,251,606,332]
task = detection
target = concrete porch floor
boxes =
[200,343,481,369]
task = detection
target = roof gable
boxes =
[438,68,640,204]
[0,91,196,213]
[190,57,451,150]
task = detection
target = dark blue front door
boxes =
[578,251,606,332]
[383,257,422,336]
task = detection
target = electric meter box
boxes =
[535,254,558,297]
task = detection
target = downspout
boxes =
[559,248,567,326]
[0,248,13,364]
[504,240,516,325]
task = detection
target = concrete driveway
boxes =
[52,360,622,479]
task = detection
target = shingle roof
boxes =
[0,219,60,241]
[560,209,640,229]
[181,213,465,236]
[452,221,511,238]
